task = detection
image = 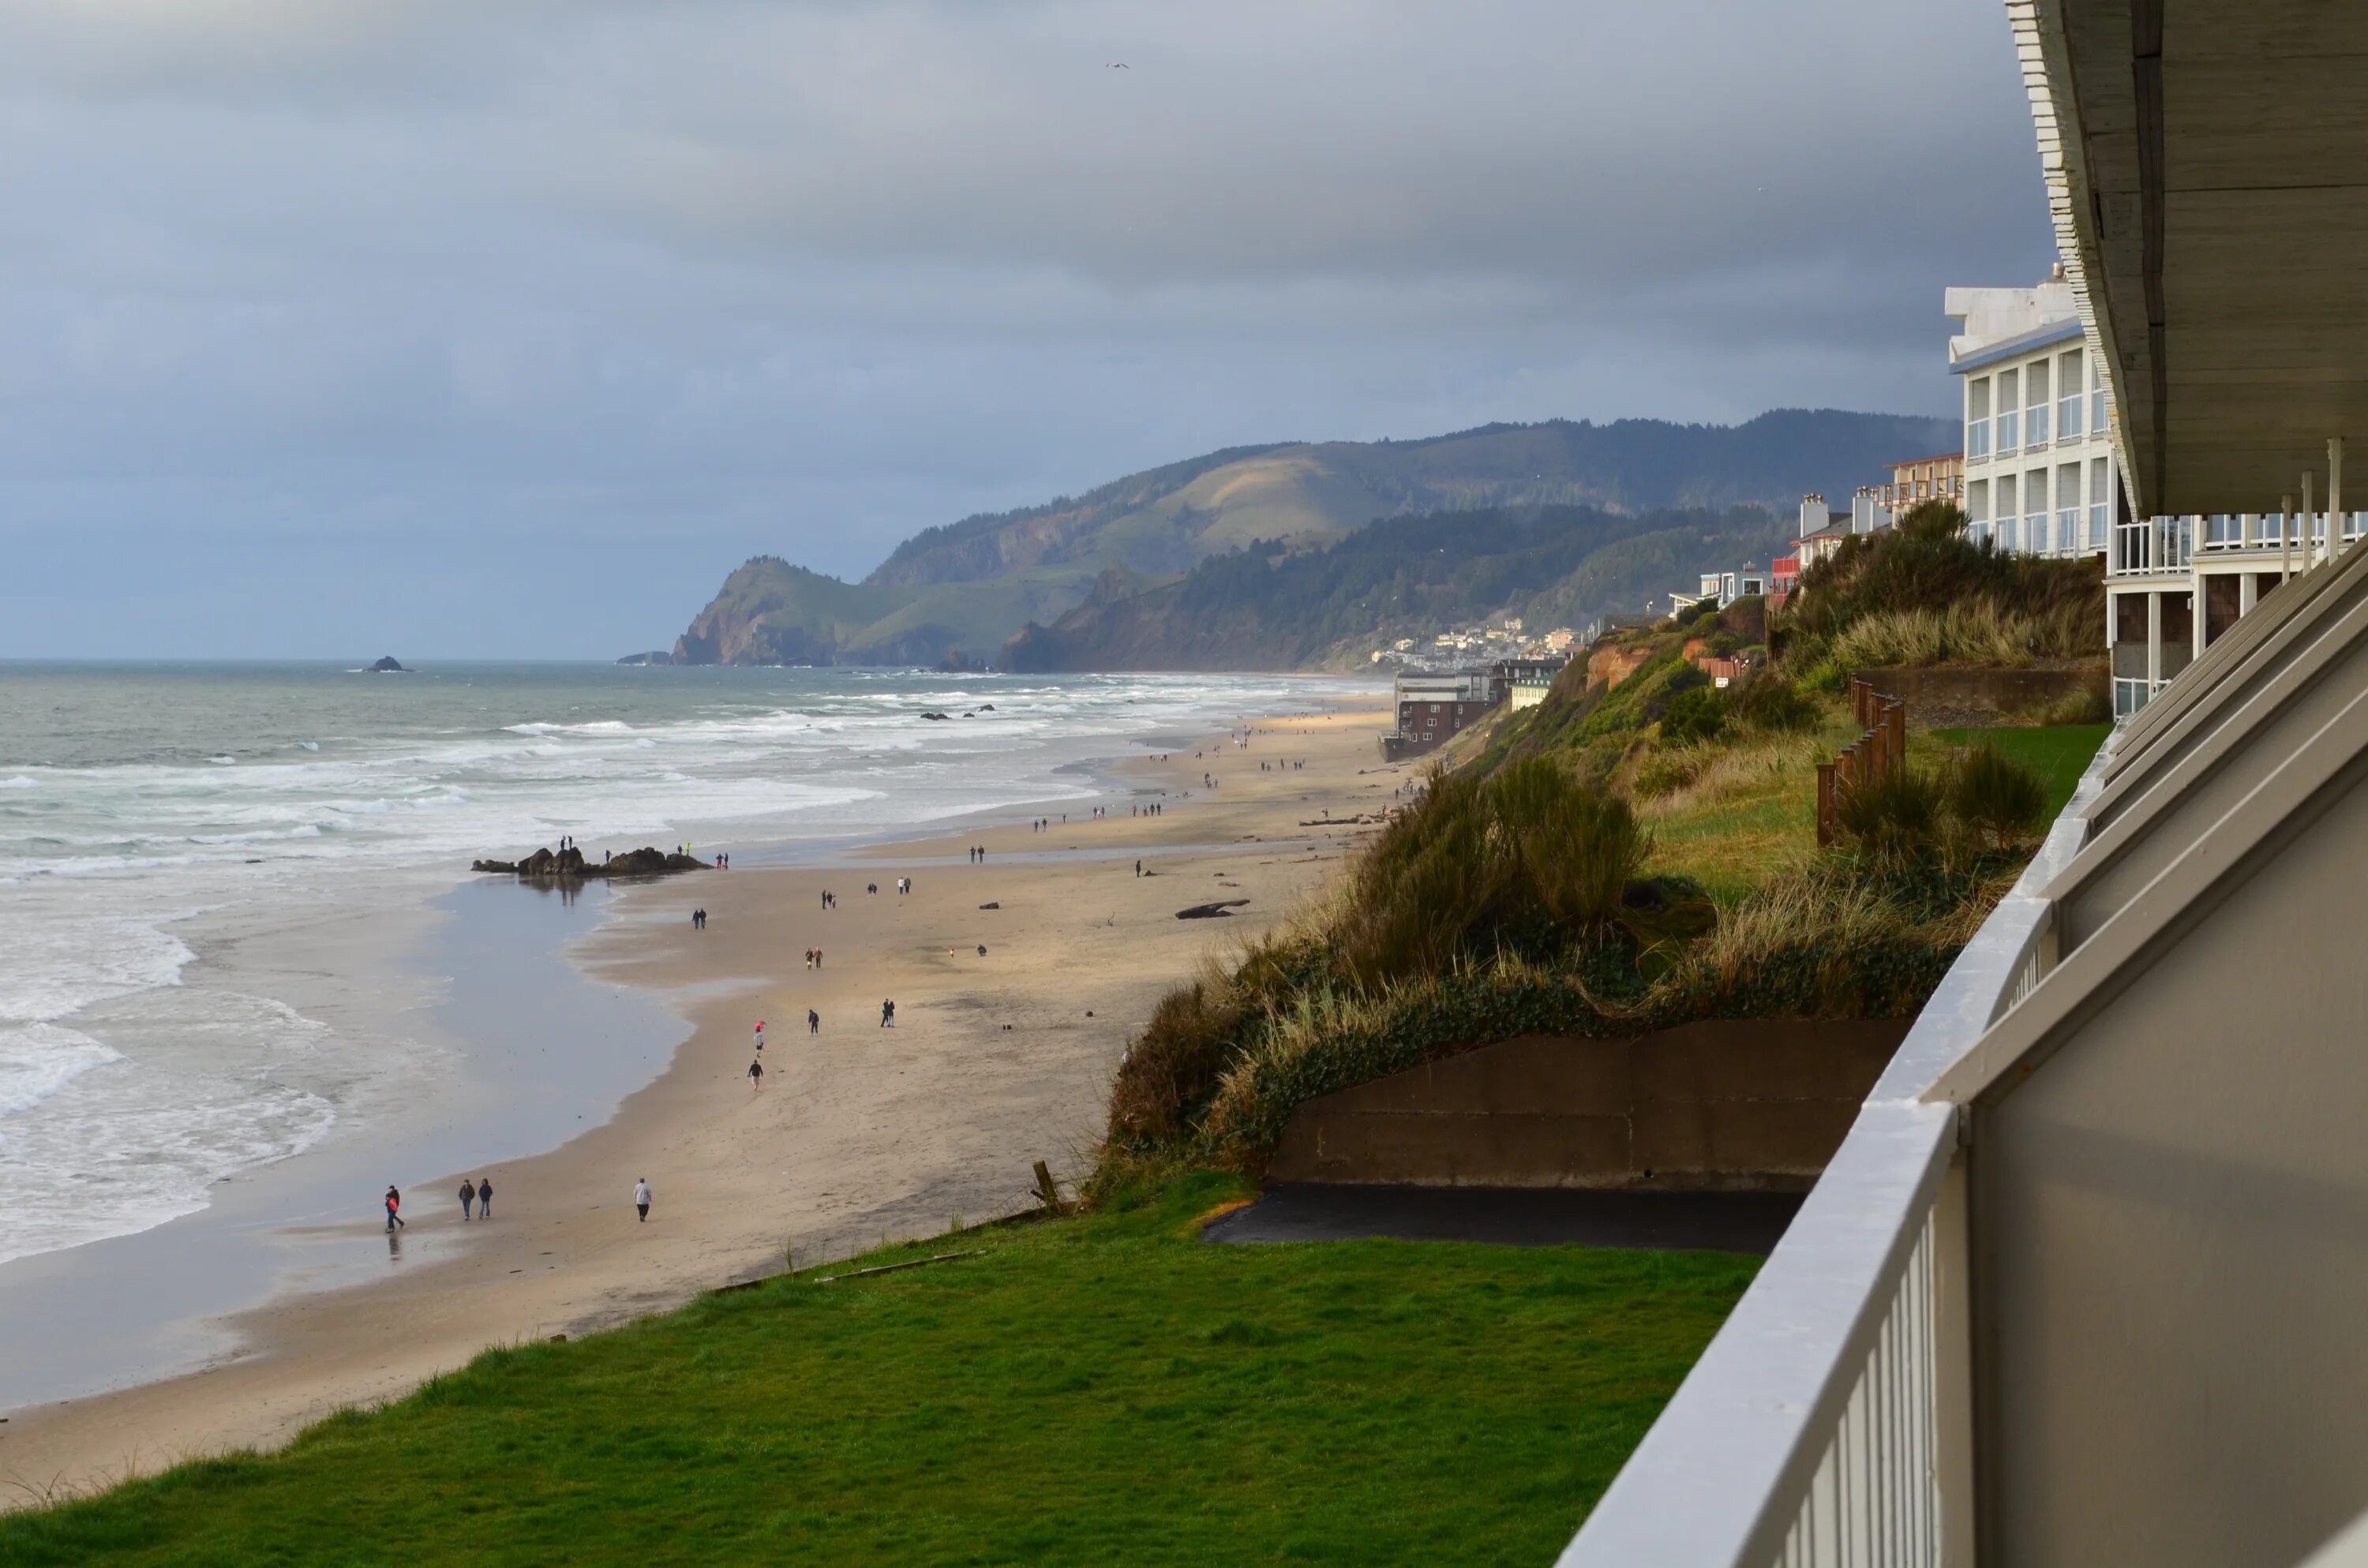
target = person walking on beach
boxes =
[459,1178,476,1221]
[748,1057,764,1092]
[807,1008,819,1035]
[880,998,895,1027]
[754,1020,766,1052]
[1135,859,1141,878]
[384,1185,405,1231]
[476,1177,493,1218]
[634,1177,652,1221]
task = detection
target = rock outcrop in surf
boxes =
[470,846,707,879]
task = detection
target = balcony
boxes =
[2108,515,2190,576]
[1559,534,2368,1566]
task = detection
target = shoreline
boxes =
[0,696,1399,1504]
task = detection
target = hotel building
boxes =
[1951,275,2366,718]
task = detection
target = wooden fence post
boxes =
[1816,762,1837,846]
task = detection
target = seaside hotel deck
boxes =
[1560,2,2368,1564]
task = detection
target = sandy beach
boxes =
[2,695,1401,1503]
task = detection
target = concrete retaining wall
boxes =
[1267,1019,1909,1191]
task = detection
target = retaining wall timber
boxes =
[1267,1019,1909,1191]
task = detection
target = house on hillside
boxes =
[1882,453,1965,515]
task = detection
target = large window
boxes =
[1967,376,1991,458]
[2057,462,2082,554]
[2026,467,2050,552]
[1967,477,1990,544]
[2059,347,2084,438]
[2090,357,2106,433]
[1997,472,2018,552]
[1996,368,2020,453]
[2026,360,2051,446]
[2089,457,2111,548]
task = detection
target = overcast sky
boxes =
[0,0,2053,659]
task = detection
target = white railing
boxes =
[2110,515,2192,576]
[1558,749,2108,1568]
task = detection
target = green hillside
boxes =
[665,409,1954,667]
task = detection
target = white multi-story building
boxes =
[1949,273,2119,559]
[1949,271,2368,717]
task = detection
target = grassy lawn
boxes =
[1645,768,1813,902]
[4,1174,1757,1567]
[1929,723,2111,818]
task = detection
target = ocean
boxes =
[0,661,1372,1272]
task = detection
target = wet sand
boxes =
[1,700,1401,1504]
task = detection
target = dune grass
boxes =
[2,1173,1758,1568]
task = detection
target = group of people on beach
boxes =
[967,846,986,863]
[381,1177,493,1229]
[804,946,825,967]
[691,907,708,929]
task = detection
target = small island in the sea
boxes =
[368,656,406,672]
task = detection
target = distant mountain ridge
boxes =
[665,409,1954,668]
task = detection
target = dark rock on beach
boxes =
[472,845,706,880]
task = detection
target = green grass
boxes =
[1929,724,2111,820]
[4,1174,1757,1567]
[1645,777,1813,904]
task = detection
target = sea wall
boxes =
[1266,1019,1908,1191]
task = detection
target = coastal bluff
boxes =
[471,846,708,879]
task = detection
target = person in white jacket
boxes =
[634,1178,651,1222]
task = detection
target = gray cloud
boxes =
[0,0,2050,657]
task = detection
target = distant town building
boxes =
[1382,671,1497,761]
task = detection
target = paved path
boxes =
[1202,1184,1802,1254]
